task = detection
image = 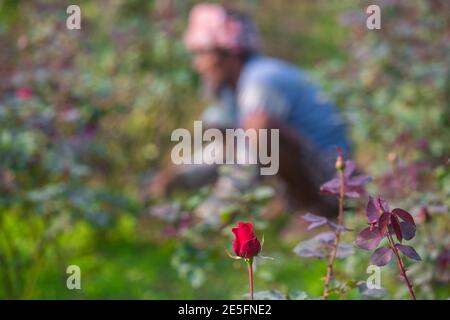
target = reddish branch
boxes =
[386,232,417,300]
[323,169,345,300]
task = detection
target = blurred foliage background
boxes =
[0,0,448,299]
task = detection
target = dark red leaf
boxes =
[371,246,393,266]
[378,212,391,235]
[319,178,340,196]
[301,213,328,230]
[294,232,335,258]
[396,244,421,261]
[355,226,383,250]
[344,188,365,199]
[347,175,370,186]
[392,208,415,226]
[366,197,380,223]
[400,221,416,240]
[391,214,403,242]
[335,244,354,258]
[344,160,356,178]
[376,198,389,213]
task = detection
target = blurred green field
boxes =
[28,216,327,299]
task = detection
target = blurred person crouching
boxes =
[147,3,352,221]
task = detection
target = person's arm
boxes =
[145,161,219,200]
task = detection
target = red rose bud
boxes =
[16,87,32,101]
[416,206,431,224]
[335,147,345,171]
[232,222,261,259]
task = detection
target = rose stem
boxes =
[386,232,417,300]
[247,258,254,300]
[323,169,345,300]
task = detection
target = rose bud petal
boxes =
[232,222,261,259]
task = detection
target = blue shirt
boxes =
[204,55,351,156]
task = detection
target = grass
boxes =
[19,214,328,299]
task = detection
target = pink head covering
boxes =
[184,3,260,53]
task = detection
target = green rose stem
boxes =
[246,258,254,300]
[323,153,345,300]
[386,232,417,300]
